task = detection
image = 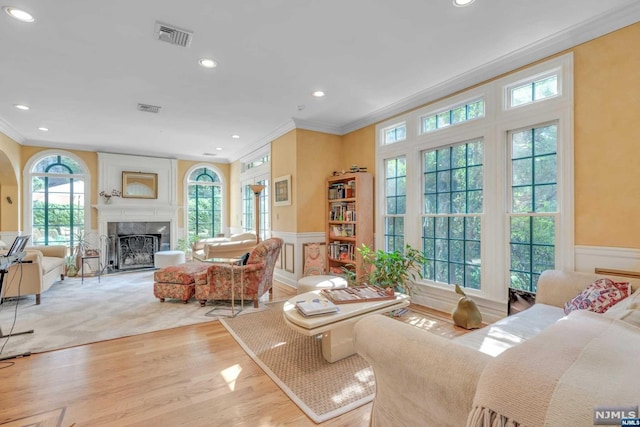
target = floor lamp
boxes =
[249,184,265,243]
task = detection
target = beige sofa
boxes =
[354,270,640,427]
[191,232,257,260]
[0,245,66,305]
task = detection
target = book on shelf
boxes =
[295,298,339,317]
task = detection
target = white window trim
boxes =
[375,53,574,311]
[183,163,227,238]
[23,149,92,244]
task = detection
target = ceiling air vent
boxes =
[137,103,161,114]
[154,21,193,48]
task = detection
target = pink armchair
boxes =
[195,237,283,308]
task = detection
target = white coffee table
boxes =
[283,290,410,363]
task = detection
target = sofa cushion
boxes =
[40,255,65,274]
[563,278,630,314]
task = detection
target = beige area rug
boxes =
[0,270,266,360]
[220,301,375,423]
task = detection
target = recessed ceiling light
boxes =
[4,6,34,22]
[216,147,223,151]
[38,127,48,131]
[312,90,325,97]
[199,58,217,68]
[14,104,29,110]
[453,0,475,7]
[231,134,240,139]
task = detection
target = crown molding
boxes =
[233,119,296,164]
[0,117,26,144]
[340,2,640,135]
[291,118,342,135]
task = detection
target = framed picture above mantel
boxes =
[122,171,158,199]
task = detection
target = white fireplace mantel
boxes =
[94,204,181,249]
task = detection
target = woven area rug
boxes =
[220,301,375,423]
[0,270,265,360]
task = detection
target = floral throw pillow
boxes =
[564,278,631,315]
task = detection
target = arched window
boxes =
[187,166,223,239]
[29,153,87,247]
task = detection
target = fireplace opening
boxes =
[117,234,160,270]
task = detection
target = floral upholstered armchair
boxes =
[194,237,283,308]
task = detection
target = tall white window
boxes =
[375,54,573,303]
[240,151,271,240]
[187,166,223,239]
[25,151,90,248]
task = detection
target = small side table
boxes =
[203,257,244,317]
[81,252,102,283]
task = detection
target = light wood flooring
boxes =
[0,282,465,427]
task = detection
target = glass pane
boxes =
[534,155,556,184]
[510,243,531,270]
[533,245,555,272]
[534,75,558,100]
[511,83,532,106]
[424,151,437,172]
[423,217,435,238]
[385,129,396,144]
[465,216,481,241]
[451,192,466,213]
[437,193,451,214]
[532,216,555,245]
[437,149,450,170]
[435,217,448,239]
[396,195,406,214]
[396,125,406,141]
[534,125,557,155]
[534,184,557,212]
[452,106,466,124]
[512,130,532,158]
[424,172,437,193]
[467,166,482,190]
[510,217,531,244]
[437,170,450,192]
[424,194,437,214]
[452,144,466,168]
[467,140,483,165]
[467,100,484,119]
[512,158,532,186]
[450,216,464,239]
[423,115,437,132]
[386,178,397,197]
[451,169,466,191]
[512,186,532,213]
[437,112,451,128]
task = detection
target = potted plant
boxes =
[65,255,78,277]
[346,244,427,297]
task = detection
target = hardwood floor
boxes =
[0,282,462,427]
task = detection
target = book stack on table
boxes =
[295,298,339,317]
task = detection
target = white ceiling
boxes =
[1,1,639,163]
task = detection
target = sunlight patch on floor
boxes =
[221,364,242,391]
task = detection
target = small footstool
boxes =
[153,262,210,303]
[297,275,348,295]
[154,250,186,269]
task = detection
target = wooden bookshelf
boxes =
[326,172,373,282]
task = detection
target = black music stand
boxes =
[0,235,33,360]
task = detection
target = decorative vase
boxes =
[451,284,483,329]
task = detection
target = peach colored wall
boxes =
[296,129,342,232]
[341,125,375,172]
[21,146,98,228]
[271,130,297,232]
[0,133,21,231]
[177,160,230,229]
[574,23,640,248]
